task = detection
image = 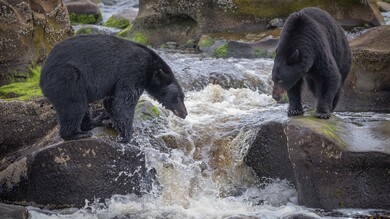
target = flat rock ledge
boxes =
[245,115,390,210]
[0,130,157,208]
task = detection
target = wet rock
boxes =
[0,0,73,86]
[0,203,28,219]
[377,1,390,12]
[0,135,157,208]
[0,98,56,159]
[267,18,284,29]
[245,122,296,185]
[246,116,390,210]
[0,98,165,208]
[74,25,119,35]
[130,0,383,47]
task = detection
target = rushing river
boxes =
[26,1,389,218]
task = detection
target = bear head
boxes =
[148,68,187,119]
[271,49,305,101]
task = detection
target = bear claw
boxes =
[116,135,130,143]
[287,109,304,117]
[63,131,92,141]
[314,112,331,119]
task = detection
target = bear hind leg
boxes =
[56,101,91,141]
[315,74,340,119]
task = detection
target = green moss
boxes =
[199,38,214,48]
[103,15,130,29]
[160,43,168,49]
[254,49,268,58]
[300,116,346,148]
[335,190,345,208]
[278,92,289,103]
[213,43,228,58]
[116,25,132,38]
[232,0,360,19]
[136,99,161,120]
[131,31,149,45]
[0,66,43,100]
[69,10,102,24]
[75,27,93,35]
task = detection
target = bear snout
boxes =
[175,102,188,119]
[272,85,285,102]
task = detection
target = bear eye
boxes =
[276,79,283,84]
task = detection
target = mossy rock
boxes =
[117,28,149,45]
[135,99,165,120]
[103,15,130,29]
[292,116,347,148]
[212,43,228,58]
[69,10,103,24]
[0,66,43,101]
[198,36,215,49]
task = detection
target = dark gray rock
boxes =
[0,98,57,159]
[0,203,28,219]
[246,116,390,210]
[245,122,295,185]
[0,136,157,208]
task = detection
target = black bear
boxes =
[40,34,187,142]
[272,7,352,119]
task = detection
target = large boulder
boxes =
[0,131,157,208]
[0,0,73,86]
[0,98,57,159]
[245,116,390,210]
[0,97,165,208]
[127,0,384,47]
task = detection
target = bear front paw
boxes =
[62,131,92,141]
[287,108,304,117]
[314,112,331,119]
[116,135,130,143]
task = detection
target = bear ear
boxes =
[288,49,300,65]
[153,69,172,85]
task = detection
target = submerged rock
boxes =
[0,203,28,219]
[246,116,390,210]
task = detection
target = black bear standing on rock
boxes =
[40,34,187,142]
[272,7,352,119]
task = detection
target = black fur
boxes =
[272,7,352,119]
[40,34,187,142]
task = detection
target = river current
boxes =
[27,1,389,218]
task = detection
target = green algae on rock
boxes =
[103,15,130,29]
[0,66,42,101]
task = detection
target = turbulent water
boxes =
[27,2,390,218]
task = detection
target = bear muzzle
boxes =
[272,85,286,101]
